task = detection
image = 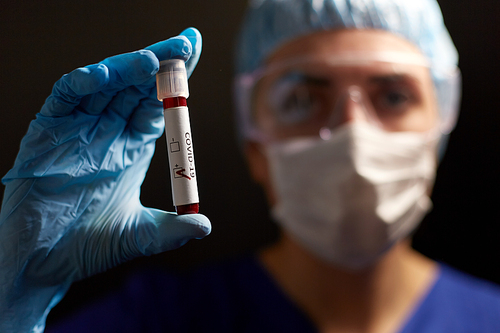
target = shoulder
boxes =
[402,263,500,333]
[435,264,500,307]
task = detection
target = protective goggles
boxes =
[234,52,461,142]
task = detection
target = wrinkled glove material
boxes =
[0,28,210,333]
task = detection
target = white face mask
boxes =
[266,122,439,270]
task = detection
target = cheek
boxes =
[413,78,440,131]
[380,105,438,132]
[403,108,438,131]
[245,142,278,206]
[418,86,440,131]
[252,85,274,133]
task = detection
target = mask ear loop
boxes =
[319,85,382,140]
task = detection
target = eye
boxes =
[373,85,419,117]
[382,90,411,108]
[369,75,422,116]
[277,85,316,124]
[269,72,328,125]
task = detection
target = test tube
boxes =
[156,59,199,215]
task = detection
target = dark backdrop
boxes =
[1,0,498,325]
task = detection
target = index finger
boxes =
[40,64,109,117]
[146,27,202,78]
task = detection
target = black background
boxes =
[0,0,499,325]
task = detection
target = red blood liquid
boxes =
[163,96,199,215]
[176,203,200,215]
[163,96,187,109]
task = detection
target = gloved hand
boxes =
[0,27,211,333]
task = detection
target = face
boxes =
[245,29,439,204]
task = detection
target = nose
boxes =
[319,86,372,140]
[334,86,371,124]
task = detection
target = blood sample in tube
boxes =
[156,59,199,215]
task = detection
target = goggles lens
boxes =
[236,52,457,142]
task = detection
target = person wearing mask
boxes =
[1,0,500,332]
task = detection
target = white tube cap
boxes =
[156,59,189,101]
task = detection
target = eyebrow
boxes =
[279,71,421,88]
[273,72,330,89]
[303,75,330,86]
[368,74,419,85]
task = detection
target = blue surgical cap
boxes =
[234,0,461,135]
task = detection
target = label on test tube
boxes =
[164,106,199,207]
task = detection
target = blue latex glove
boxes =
[0,27,211,333]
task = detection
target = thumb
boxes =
[139,207,211,255]
[179,27,202,78]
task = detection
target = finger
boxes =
[98,81,157,122]
[89,32,197,116]
[138,209,211,255]
[145,34,192,63]
[40,64,109,117]
[41,50,159,117]
[179,27,202,78]
[99,49,159,96]
[75,50,160,115]
[127,88,164,138]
